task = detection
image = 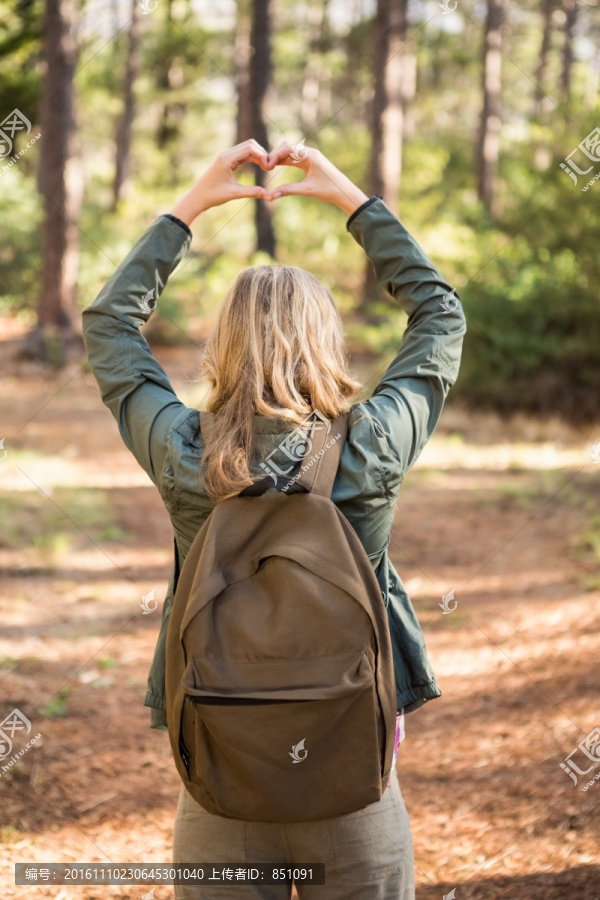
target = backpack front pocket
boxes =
[180,649,385,822]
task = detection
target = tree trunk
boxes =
[362,0,408,306]
[301,0,329,135]
[561,0,578,103]
[156,0,186,184]
[367,0,403,209]
[112,0,141,210]
[476,0,505,215]
[533,0,554,120]
[235,0,253,145]
[236,0,276,257]
[25,0,82,363]
[400,64,417,140]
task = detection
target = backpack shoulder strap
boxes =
[199,410,214,441]
[199,409,350,499]
[296,412,349,498]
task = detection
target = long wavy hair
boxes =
[198,264,362,502]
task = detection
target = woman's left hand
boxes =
[170,140,273,226]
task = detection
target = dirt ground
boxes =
[1,330,599,899]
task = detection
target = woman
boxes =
[82,140,466,899]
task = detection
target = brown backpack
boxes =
[165,410,397,822]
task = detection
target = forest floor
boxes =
[1,327,599,899]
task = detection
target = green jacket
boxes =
[82,196,466,731]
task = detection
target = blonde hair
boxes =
[198,264,362,502]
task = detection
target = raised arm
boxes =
[268,142,467,492]
[82,140,274,485]
[349,199,466,486]
[81,216,192,485]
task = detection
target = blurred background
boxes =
[1,0,600,897]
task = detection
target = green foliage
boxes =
[97,655,118,670]
[0,1,599,419]
[576,513,600,562]
[0,487,130,561]
[451,142,600,421]
[0,177,42,317]
[0,0,43,117]
[39,687,71,719]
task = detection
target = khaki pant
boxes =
[172,766,415,899]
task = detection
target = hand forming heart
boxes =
[169,139,369,227]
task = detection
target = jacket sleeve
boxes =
[81,215,193,486]
[347,197,466,491]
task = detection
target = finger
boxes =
[235,150,270,170]
[245,138,271,168]
[235,184,273,202]
[266,143,296,168]
[241,151,271,170]
[237,138,269,157]
[271,180,309,199]
[227,141,269,170]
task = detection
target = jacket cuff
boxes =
[346,195,381,231]
[162,213,192,237]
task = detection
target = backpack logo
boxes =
[289,738,308,763]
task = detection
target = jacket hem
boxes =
[144,689,166,710]
[145,694,169,732]
[397,680,442,714]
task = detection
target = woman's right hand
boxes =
[267,142,369,216]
